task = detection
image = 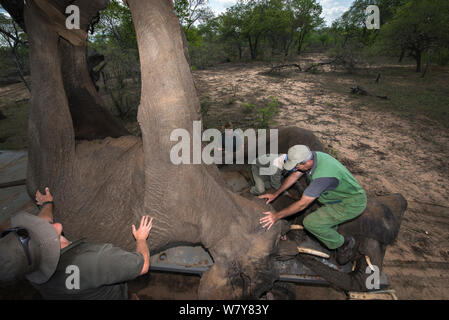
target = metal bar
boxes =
[149,245,390,288]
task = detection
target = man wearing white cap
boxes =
[258,145,367,264]
[0,187,154,299]
[249,153,288,196]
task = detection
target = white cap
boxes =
[283,145,312,171]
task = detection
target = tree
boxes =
[0,11,29,91]
[218,3,246,60]
[290,0,324,55]
[174,0,213,30]
[263,0,295,57]
[379,0,449,72]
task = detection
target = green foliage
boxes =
[242,102,256,114]
[92,0,137,50]
[377,0,449,72]
[241,96,280,128]
[200,100,211,117]
[0,12,29,86]
[174,0,213,30]
[435,48,449,66]
[256,96,280,128]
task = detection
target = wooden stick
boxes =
[268,63,302,73]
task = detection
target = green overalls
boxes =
[302,152,367,249]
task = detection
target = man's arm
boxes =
[259,171,303,204]
[260,194,316,230]
[132,216,153,275]
[35,187,54,223]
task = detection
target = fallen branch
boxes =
[350,85,388,100]
[267,63,302,73]
[304,59,337,72]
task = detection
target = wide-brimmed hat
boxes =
[283,145,313,171]
[0,212,60,284]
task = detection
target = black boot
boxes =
[336,236,356,265]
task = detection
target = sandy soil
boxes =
[192,57,449,299]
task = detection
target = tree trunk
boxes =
[297,33,305,55]
[398,48,406,63]
[421,50,432,78]
[248,36,255,60]
[415,50,422,73]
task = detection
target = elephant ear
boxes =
[198,256,279,300]
[198,263,241,299]
[197,222,285,300]
[339,194,407,245]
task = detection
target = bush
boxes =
[255,96,280,128]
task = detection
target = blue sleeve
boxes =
[303,177,339,198]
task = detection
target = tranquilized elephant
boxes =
[0,0,406,298]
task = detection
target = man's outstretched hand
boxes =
[260,211,279,230]
[132,216,153,241]
[258,193,277,204]
[35,187,53,205]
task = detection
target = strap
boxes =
[38,201,54,210]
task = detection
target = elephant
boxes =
[0,0,406,298]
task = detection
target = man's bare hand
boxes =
[260,211,279,230]
[35,187,53,205]
[258,193,277,204]
[132,216,153,241]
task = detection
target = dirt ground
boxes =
[0,54,448,300]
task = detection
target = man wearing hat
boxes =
[0,187,153,299]
[249,153,287,196]
[258,145,367,264]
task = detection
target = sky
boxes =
[1,0,354,26]
[209,0,354,26]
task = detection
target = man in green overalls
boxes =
[258,145,367,264]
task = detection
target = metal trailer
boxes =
[149,244,390,289]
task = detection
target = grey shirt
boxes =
[32,239,144,300]
[302,152,339,198]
